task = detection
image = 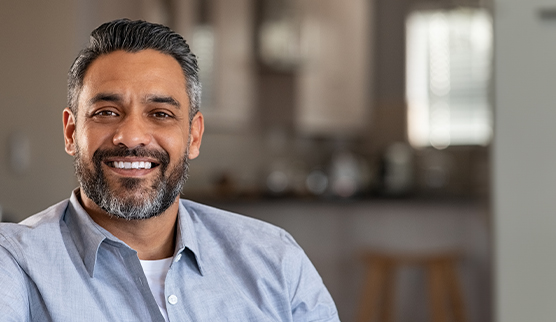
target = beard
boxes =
[73,144,190,220]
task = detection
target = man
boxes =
[0,19,339,321]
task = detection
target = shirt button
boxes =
[168,295,178,305]
[175,253,182,262]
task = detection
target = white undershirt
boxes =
[140,257,173,322]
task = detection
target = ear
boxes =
[187,112,204,160]
[63,108,77,156]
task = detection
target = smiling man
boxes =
[0,19,339,321]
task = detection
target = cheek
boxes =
[75,126,111,156]
[155,129,189,159]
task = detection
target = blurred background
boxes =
[1,0,555,321]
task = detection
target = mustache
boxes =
[91,146,170,168]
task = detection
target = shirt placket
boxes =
[118,246,167,322]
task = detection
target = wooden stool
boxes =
[356,252,467,322]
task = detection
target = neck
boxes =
[79,190,180,260]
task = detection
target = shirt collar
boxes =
[175,200,205,275]
[64,189,204,277]
[64,189,110,278]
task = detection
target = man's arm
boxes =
[281,231,340,322]
[0,235,30,321]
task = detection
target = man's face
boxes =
[63,49,203,220]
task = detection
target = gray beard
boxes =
[74,144,189,220]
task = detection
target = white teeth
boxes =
[112,161,153,169]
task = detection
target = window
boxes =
[406,8,493,149]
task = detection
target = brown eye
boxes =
[152,111,172,118]
[94,110,118,117]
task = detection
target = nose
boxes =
[112,113,152,149]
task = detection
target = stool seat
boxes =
[356,251,467,322]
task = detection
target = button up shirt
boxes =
[0,191,339,321]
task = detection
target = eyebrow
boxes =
[144,95,181,109]
[87,93,181,109]
[87,93,123,106]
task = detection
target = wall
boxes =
[0,1,78,221]
[494,0,556,321]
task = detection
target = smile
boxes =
[107,161,156,169]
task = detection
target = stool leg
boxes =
[427,261,448,322]
[380,260,396,322]
[443,260,467,322]
[356,258,387,322]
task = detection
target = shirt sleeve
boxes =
[0,236,30,322]
[281,230,341,322]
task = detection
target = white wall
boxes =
[494,0,556,321]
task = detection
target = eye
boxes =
[152,111,173,119]
[93,110,118,117]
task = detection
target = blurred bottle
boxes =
[329,150,365,198]
[305,168,328,196]
[382,142,414,196]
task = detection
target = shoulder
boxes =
[180,199,301,253]
[0,201,69,322]
[180,199,307,281]
[0,200,69,254]
[180,200,339,320]
[181,200,280,230]
[20,199,69,226]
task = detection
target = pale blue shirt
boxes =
[0,191,339,321]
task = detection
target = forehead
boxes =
[80,49,187,103]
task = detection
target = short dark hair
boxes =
[68,19,201,121]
